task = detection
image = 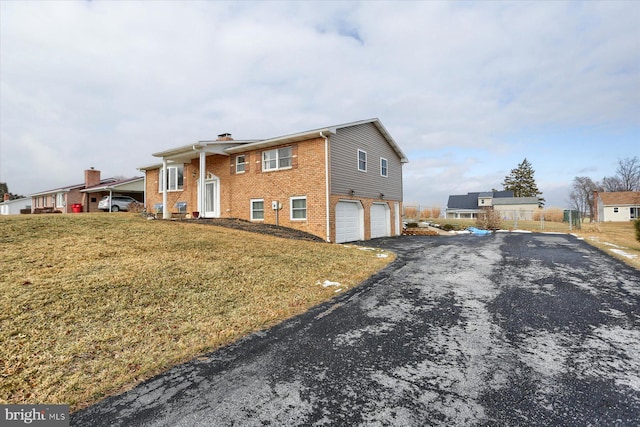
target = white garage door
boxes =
[335,201,362,243]
[370,203,390,239]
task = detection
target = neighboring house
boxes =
[139,118,408,243]
[446,191,540,220]
[446,191,513,219]
[0,194,31,215]
[29,168,144,213]
[492,197,542,220]
[593,191,640,222]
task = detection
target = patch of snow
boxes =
[376,253,389,258]
[602,242,624,248]
[610,248,638,259]
[318,280,342,287]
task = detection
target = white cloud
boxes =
[1,0,638,209]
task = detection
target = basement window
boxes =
[290,196,307,220]
[251,199,264,220]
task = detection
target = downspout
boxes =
[321,131,331,242]
[199,150,206,216]
[162,158,169,219]
[143,171,147,209]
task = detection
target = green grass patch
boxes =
[0,213,393,411]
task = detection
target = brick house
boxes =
[593,191,640,222]
[29,168,144,213]
[139,118,408,243]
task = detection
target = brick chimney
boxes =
[217,133,233,141]
[85,168,101,188]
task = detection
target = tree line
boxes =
[570,156,640,222]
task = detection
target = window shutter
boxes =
[291,144,298,169]
[230,159,235,175]
[245,153,250,173]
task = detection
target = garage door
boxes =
[370,203,390,239]
[335,201,362,243]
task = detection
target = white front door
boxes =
[204,180,217,217]
[198,173,220,218]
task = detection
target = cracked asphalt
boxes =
[71,233,640,426]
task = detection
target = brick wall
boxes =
[145,137,328,238]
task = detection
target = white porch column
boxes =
[162,158,170,219]
[199,151,206,215]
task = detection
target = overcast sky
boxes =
[1,1,638,209]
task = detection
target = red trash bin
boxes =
[72,204,83,213]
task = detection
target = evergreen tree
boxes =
[502,158,544,201]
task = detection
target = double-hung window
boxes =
[158,165,184,192]
[380,158,388,177]
[236,155,246,173]
[262,147,292,171]
[290,196,307,220]
[56,193,65,207]
[358,149,367,172]
[251,199,264,220]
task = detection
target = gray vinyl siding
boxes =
[330,122,403,200]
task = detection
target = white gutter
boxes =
[321,131,331,242]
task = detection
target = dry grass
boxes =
[433,218,639,270]
[0,214,393,411]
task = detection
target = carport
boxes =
[80,177,144,212]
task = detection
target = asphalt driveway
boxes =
[72,233,640,426]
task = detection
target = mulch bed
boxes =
[402,229,440,236]
[177,217,327,242]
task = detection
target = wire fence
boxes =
[403,205,586,232]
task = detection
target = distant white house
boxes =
[0,196,31,215]
[594,191,640,222]
[446,191,541,220]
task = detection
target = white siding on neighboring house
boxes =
[602,206,636,222]
[0,198,31,215]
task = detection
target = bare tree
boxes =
[615,156,640,191]
[601,157,640,191]
[569,176,599,222]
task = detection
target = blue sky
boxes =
[1,1,638,209]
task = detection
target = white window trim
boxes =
[262,147,292,172]
[56,193,65,208]
[290,196,307,221]
[380,157,388,177]
[159,165,184,192]
[236,155,246,174]
[358,149,367,172]
[251,198,265,221]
